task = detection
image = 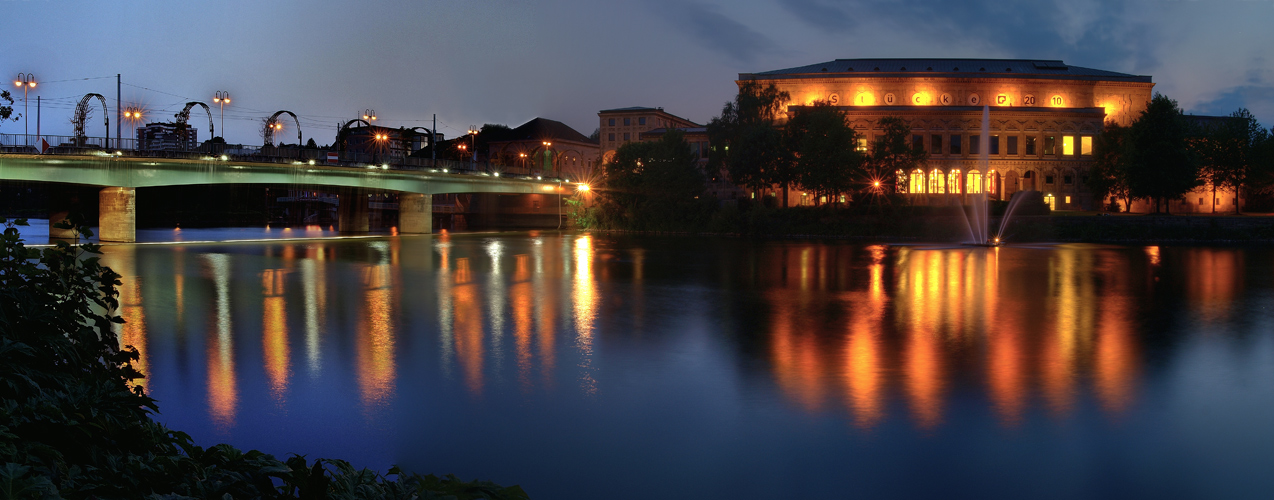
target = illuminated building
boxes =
[597,107,699,164]
[484,117,600,179]
[739,58,1156,209]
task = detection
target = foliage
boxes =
[0,90,13,124]
[866,117,927,194]
[1089,122,1134,212]
[1196,108,1268,213]
[0,217,527,499]
[785,101,864,204]
[707,81,795,204]
[594,129,711,231]
[1126,93,1200,213]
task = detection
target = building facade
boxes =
[598,107,699,164]
[740,58,1155,210]
[484,117,600,180]
[136,122,198,151]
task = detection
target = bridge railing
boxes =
[0,133,566,181]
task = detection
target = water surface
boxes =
[95,233,1274,499]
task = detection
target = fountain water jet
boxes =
[961,105,1031,247]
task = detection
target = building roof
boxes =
[598,106,701,127]
[488,117,597,145]
[743,58,1152,83]
[640,127,709,135]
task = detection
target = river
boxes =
[67,229,1274,498]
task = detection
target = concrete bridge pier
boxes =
[338,188,370,232]
[99,187,137,243]
[399,193,432,234]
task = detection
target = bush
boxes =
[0,217,527,499]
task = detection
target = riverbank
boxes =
[595,207,1274,244]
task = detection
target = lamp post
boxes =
[519,152,527,173]
[467,127,478,170]
[14,73,35,145]
[542,141,552,176]
[362,109,377,123]
[123,107,143,150]
[212,91,230,140]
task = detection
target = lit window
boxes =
[856,137,868,153]
[1081,136,1093,155]
[947,169,962,194]
[930,168,945,193]
[910,169,926,193]
[967,170,983,194]
[987,170,997,194]
[1065,196,1071,204]
[1063,135,1074,155]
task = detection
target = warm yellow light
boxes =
[855,92,875,106]
[28,82,35,88]
[577,183,590,192]
[873,181,881,187]
[911,92,930,105]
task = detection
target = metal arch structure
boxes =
[335,118,373,151]
[174,102,215,138]
[72,93,110,147]
[263,110,302,146]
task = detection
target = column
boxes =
[99,187,136,243]
[399,193,432,234]
[338,188,370,232]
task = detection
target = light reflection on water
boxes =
[96,235,1274,499]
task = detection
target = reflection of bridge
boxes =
[0,153,564,242]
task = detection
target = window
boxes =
[967,170,983,194]
[623,118,631,126]
[639,117,646,126]
[608,118,615,126]
[910,169,926,193]
[623,133,630,141]
[947,169,962,194]
[1081,136,1093,155]
[1045,136,1056,155]
[990,135,1000,155]
[950,134,962,155]
[690,142,701,158]
[1007,136,1018,155]
[1063,135,1075,155]
[856,137,868,153]
[970,135,980,155]
[608,133,615,141]
[1065,196,1071,204]
[930,168,945,193]
[931,134,943,155]
[912,135,923,151]
[1026,136,1037,155]
[1045,175,1055,184]
[1064,174,1073,184]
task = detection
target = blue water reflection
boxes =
[97,234,1274,499]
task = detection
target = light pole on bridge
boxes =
[212,91,230,140]
[13,73,36,145]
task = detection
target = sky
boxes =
[2,0,1272,146]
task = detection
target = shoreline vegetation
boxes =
[0,217,528,500]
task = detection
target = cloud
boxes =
[774,0,855,33]
[649,1,777,63]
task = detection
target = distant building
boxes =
[484,117,599,179]
[638,126,741,199]
[598,107,699,163]
[337,124,432,161]
[136,123,198,151]
[740,58,1156,209]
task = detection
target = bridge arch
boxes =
[174,102,214,149]
[72,93,110,147]
[264,110,302,146]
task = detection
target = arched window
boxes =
[947,169,962,194]
[930,168,945,194]
[910,169,926,193]
[967,170,983,194]
[895,169,906,192]
[986,169,997,194]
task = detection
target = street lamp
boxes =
[13,73,35,145]
[123,107,143,149]
[212,91,230,140]
[542,141,552,176]
[519,152,527,172]
[362,109,377,122]
[467,127,479,170]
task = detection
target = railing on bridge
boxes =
[0,133,558,180]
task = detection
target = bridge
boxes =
[0,153,572,242]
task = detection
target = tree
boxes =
[1197,109,1267,214]
[707,81,795,206]
[785,101,864,205]
[0,90,13,125]
[866,116,927,194]
[1127,93,1200,213]
[1090,122,1134,212]
[598,129,707,230]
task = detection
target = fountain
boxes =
[961,105,1034,247]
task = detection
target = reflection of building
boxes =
[598,107,698,163]
[739,58,1156,209]
[137,122,198,151]
[484,118,600,179]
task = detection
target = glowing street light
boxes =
[212,91,230,140]
[362,109,377,122]
[123,107,144,148]
[467,127,479,167]
[541,141,553,176]
[14,73,35,144]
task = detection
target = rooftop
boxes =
[488,117,597,145]
[743,58,1152,83]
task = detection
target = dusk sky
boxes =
[3,0,1272,145]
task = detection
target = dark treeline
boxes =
[583,85,1274,232]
